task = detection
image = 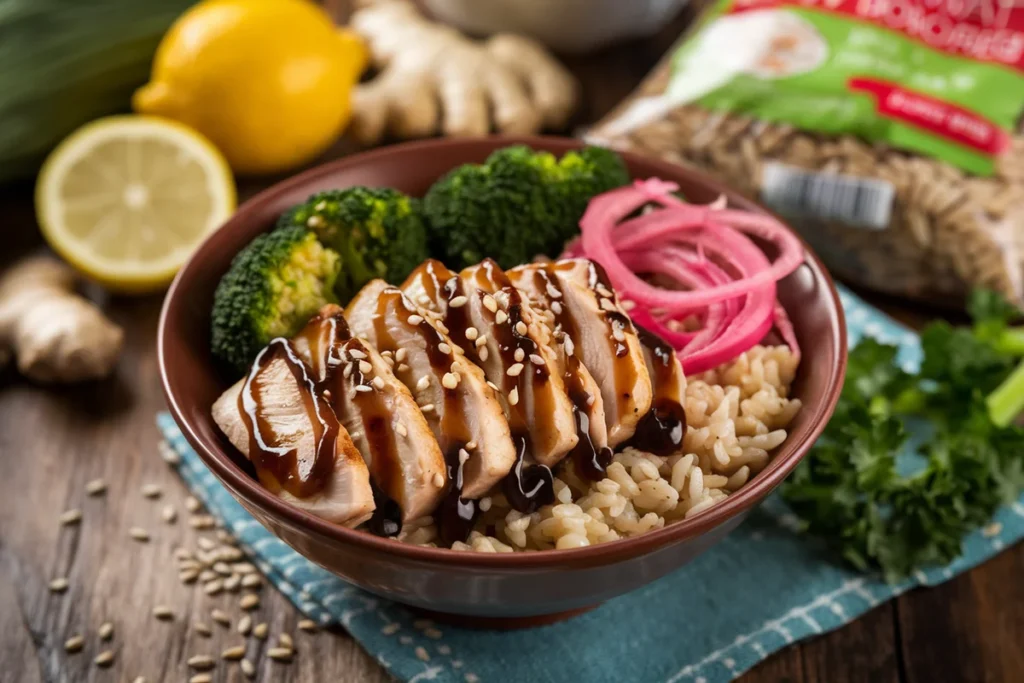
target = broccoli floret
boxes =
[278,187,429,299]
[211,226,340,375]
[423,145,630,269]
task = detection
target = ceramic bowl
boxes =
[159,136,846,626]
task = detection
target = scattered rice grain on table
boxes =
[398,345,800,551]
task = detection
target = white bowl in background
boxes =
[423,0,690,53]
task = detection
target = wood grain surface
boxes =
[1,3,1022,682]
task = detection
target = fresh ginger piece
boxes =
[0,255,123,383]
[349,0,577,144]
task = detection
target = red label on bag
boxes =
[849,77,1010,153]
[730,0,1024,69]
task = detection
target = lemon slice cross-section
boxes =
[36,115,236,293]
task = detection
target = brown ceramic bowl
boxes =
[159,136,846,626]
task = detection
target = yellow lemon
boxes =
[36,116,236,293]
[133,0,367,175]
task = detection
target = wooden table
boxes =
[2,6,1022,683]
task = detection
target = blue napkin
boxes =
[156,285,1024,683]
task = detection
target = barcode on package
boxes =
[760,162,895,230]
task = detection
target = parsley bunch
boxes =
[782,291,1024,580]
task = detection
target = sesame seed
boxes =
[621,299,636,311]
[59,509,82,525]
[174,548,193,561]
[396,423,408,437]
[279,633,294,649]
[162,506,177,523]
[466,673,480,683]
[509,387,519,406]
[141,483,162,498]
[396,363,409,373]
[439,645,452,655]
[447,294,469,309]
[600,298,615,312]
[198,569,217,582]
[224,574,241,592]
[94,650,114,667]
[185,496,202,512]
[983,522,1003,537]
[495,310,508,324]
[597,285,613,298]
[475,336,487,348]
[190,675,212,683]
[306,214,323,228]
[343,364,354,378]
[436,321,450,334]
[241,659,256,678]
[381,349,393,357]
[514,348,525,362]
[298,619,317,633]
[180,569,199,584]
[99,622,114,640]
[372,377,386,390]
[482,295,498,312]
[459,449,470,465]
[240,593,260,610]
[383,357,395,367]
[381,623,400,635]
[465,327,479,341]
[49,577,69,593]
[395,348,407,362]
[437,342,452,355]
[153,605,174,620]
[425,627,443,639]
[407,315,424,326]
[442,373,459,390]
[355,385,373,393]
[487,381,499,391]
[233,562,257,575]
[348,348,367,360]
[253,623,269,639]
[133,677,147,683]
[420,403,435,413]
[222,645,246,661]
[546,283,562,298]
[194,622,212,637]
[242,574,263,589]
[515,321,528,335]
[188,654,215,670]
[416,376,430,391]
[587,394,596,406]
[190,515,216,530]
[507,363,524,377]
[551,301,563,315]
[197,537,216,551]
[530,354,545,365]
[159,441,181,465]
[564,337,575,356]
[85,479,107,496]
[213,561,232,576]
[478,347,489,362]
[358,360,373,374]
[267,647,294,662]
[212,609,231,626]
[612,327,626,342]
[237,615,252,636]
[205,580,224,595]
[479,497,492,512]
[416,646,430,661]
[64,635,84,653]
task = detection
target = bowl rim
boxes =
[159,135,847,569]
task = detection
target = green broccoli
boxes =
[211,226,340,375]
[422,145,629,269]
[278,187,429,299]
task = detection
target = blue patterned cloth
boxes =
[156,285,1024,683]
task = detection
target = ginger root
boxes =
[0,256,123,383]
[349,0,578,144]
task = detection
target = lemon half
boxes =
[36,116,236,293]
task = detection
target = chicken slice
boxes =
[531,259,652,446]
[292,306,448,522]
[402,259,579,467]
[507,263,612,479]
[629,324,689,456]
[212,339,375,528]
[346,280,517,499]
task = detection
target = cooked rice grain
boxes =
[400,345,800,552]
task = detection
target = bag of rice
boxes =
[588,0,1024,307]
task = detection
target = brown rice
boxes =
[398,344,800,551]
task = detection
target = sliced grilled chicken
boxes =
[629,324,689,455]
[212,340,375,528]
[402,259,579,467]
[345,280,517,498]
[292,306,447,522]
[528,259,652,446]
[508,263,612,477]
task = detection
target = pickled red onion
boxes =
[562,179,803,373]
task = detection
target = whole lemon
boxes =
[134,0,366,175]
